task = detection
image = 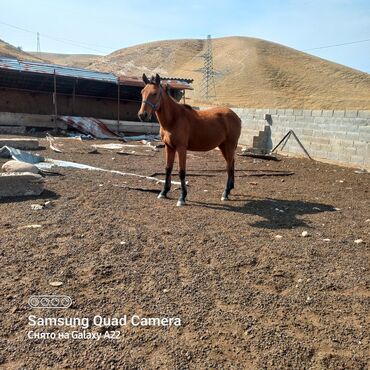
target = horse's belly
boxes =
[187,130,226,151]
[187,141,220,151]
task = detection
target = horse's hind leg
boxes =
[219,142,236,201]
[158,144,175,199]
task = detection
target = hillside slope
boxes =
[28,52,98,68]
[0,39,43,62]
[90,37,370,109]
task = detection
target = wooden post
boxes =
[72,79,76,115]
[53,69,58,120]
[117,78,120,134]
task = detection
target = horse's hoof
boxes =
[176,200,186,207]
[221,196,229,201]
[157,193,166,199]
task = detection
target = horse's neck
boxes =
[155,93,180,130]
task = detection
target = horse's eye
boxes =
[153,93,157,97]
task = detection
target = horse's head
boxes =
[138,73,162,122]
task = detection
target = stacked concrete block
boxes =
[226,107,370,169]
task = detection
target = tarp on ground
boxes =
[58,116,120,139]
[0,146,181,185]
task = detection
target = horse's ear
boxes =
[155,73,161,85]
[142,73,149,85]
[164,82,170,93]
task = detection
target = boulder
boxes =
[1,160,39,174]
[0,172,44,198]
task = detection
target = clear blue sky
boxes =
[1,0,369,72]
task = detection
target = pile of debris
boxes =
[0,139,44,198]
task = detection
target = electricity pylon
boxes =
[195,35,217,101]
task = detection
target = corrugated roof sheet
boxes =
[0,57,118,83]
[118,76,193,90]
[0,57,193,89]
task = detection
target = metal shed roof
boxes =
[0,57,193,103]
[0,57,118,83]
[0,57,193,90]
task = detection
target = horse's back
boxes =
[197,107,241,138]
[186,106,241,151]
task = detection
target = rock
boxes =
[31,204,44,210]
[275,235,283,239]
[18,224,42,229]
[301,231,309,237]
[88,148,99,154]
[323,238,331,242]
[0,173,44,198]
[49,281,64,287]
[354,239,363,244]
[44,201,53,209]
[1,160,39,174]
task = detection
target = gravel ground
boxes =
[0,138,369,369]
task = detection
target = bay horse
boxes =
[138,73,241,207]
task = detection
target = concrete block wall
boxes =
[230,108,370,169]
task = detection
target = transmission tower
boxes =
[196,35,216,101]
[37,32,41,54]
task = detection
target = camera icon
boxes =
[28,295,72,309]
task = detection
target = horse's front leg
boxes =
[158,144,175,199]
[176,147,187,207]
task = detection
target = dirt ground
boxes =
[0,138,369,369]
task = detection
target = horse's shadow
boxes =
[191,197,336,229]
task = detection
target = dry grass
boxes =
[90,36,370,109]
[28,52,99,68]
[0,39,43,62]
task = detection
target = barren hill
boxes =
[90,37,370,109]
[28,52,98,68]
[0,39,43,62]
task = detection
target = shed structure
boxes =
[0,57,193,135]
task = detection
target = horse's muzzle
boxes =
[138,111,151,122]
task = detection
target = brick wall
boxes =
[230,108,370,169]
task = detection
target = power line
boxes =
[303,38,370,51]
[0,19,113,54]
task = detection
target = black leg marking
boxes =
[177,169,187,206]
[158,166,172,198]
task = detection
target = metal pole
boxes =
[290,130,314,160]
[272,131,291,153]
[117,78,120,134]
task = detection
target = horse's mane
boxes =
[183,104,193,110]
[166,91,194,111]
